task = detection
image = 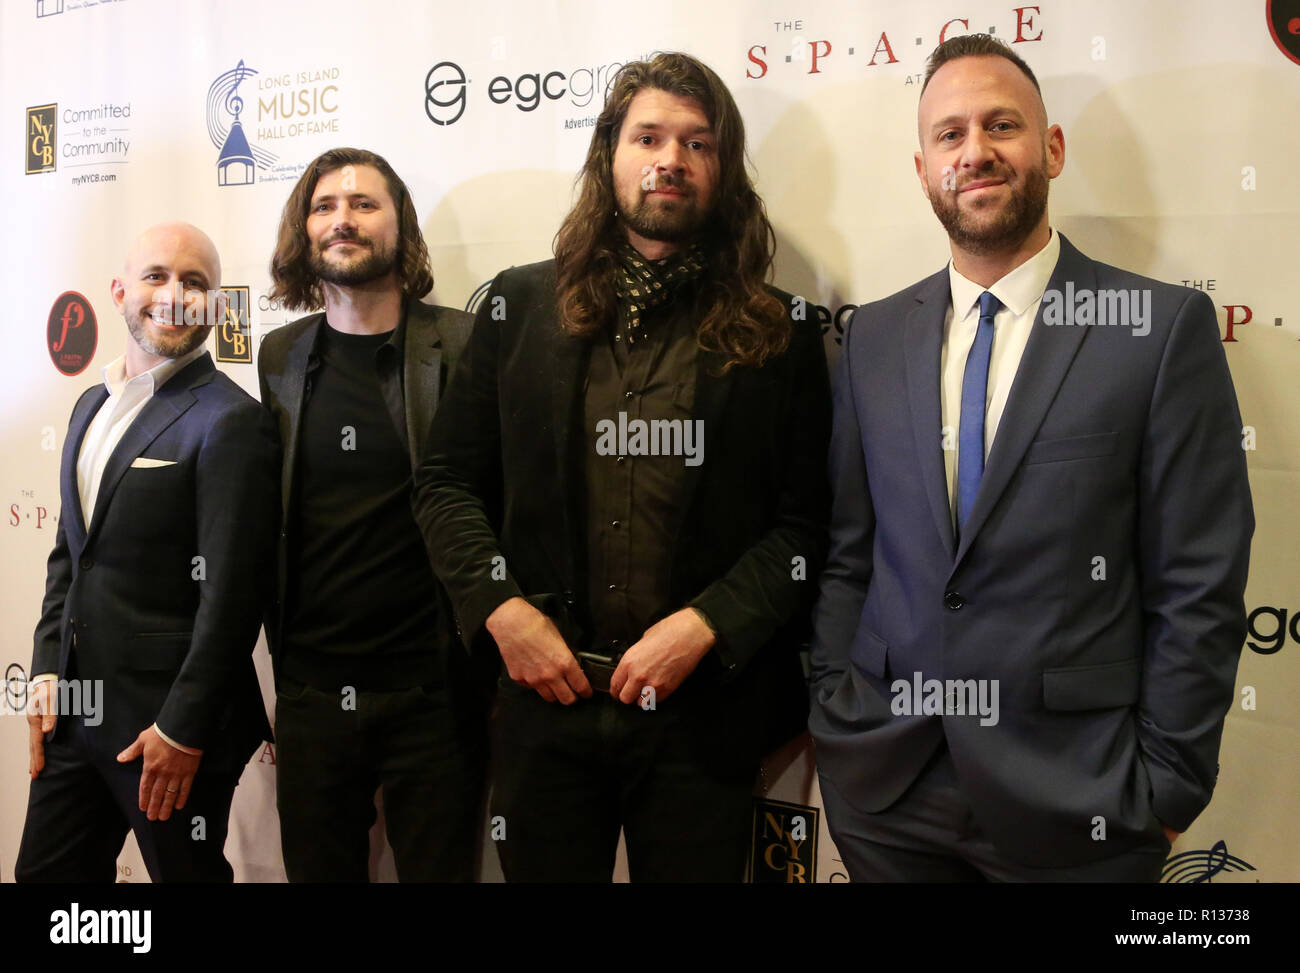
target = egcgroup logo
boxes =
[1246,605,1299,654]
[425,61,468,126]
[423,52,658,127]
[47,291,97,376]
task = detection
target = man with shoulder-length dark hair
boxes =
[257,147,487,882]
[414,52,831,881]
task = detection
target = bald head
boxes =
[112,221,225,373]
[122,222,221,288]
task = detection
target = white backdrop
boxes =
[1,0,1295,883]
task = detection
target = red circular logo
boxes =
[1268,0,1300,65]
[47,291,98,376]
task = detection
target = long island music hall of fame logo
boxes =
[465,279,494,315]
[207,60,277,187]
[1161,839,1257,883]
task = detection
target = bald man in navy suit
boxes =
[17,222,276,883]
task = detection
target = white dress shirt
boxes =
[940,229,1061,523]
[37,344,207,754]
[76,345,206,525]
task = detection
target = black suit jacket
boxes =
[34,352,277,771]
[413,259,831,758]
[256,297,478,697]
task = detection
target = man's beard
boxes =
[927,159,1050,256]
[125,305,211,360]
[309,234,399,287]
[618,176,710,244]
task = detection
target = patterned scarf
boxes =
[613,240,707,345]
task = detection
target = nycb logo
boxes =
[26,103,56,174]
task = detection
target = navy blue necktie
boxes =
[956,291,1002,537]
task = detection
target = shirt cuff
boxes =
[30,673,58,685]
[152,723,202,755]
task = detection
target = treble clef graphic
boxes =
[225,59,251,119]
[1192,839,1230,883]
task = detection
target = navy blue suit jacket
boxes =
[34,352,277,771]
[808,235,1253,867]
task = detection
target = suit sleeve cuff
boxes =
[688,600,738,673]
[152,723,202,755]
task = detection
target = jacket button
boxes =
[79,556,93,570]
[943,591,964,610]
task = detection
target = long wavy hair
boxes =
[554,53,789,371]
[269,147,433,312]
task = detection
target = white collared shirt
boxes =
[75,345,206,525]
[940,229,1061,522]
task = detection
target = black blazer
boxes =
[413,259,832,757]
[34,352,278,770]
[256,297,478,696]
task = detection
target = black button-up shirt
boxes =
[583,294,700,651]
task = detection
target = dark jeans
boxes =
[16,714,240,883]
[490,678,758,882]
[275,678,485,882]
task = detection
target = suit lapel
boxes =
[403,302,443,471]
[903,270,957,558]
[953,236,1095,567]
[278,319,320,522]
[85,357,210,543]
[64,386,109,545]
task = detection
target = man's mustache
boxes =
[321,232,371,248]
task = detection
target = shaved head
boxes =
[112,221,225,374]
[123,222,221,284]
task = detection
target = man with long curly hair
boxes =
[415,53,831,881]
[257,148,487,881]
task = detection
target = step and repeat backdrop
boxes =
[1,0,1296,882]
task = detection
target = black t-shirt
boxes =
[281,322,440,691]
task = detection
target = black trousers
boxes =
[490,678,758,882]
[274,678,486,882]
[16,714,241,883]
[820,744,1172,882]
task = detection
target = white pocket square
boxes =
[130,457,177,468]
